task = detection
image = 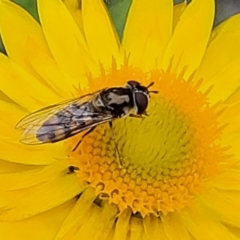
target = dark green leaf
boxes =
[105,0,132,39]
[12,0,39,21]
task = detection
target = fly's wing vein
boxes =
[16,92,99,129]
[16,93,115,144]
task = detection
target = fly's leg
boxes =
[129,113,143,118]
[109,121,123,167]
[72,126,96,152]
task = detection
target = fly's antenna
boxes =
[149,90,158,94]
[147,82,158,94]
[146,82,154,89]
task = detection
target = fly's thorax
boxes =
[91,94,105,109]
[100,87,134,117]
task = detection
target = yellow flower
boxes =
[1,0,240,239]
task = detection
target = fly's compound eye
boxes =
[135,92,149,114]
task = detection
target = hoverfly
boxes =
[16,80,158,152]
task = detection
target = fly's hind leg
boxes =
[72,126,96,152]
[109,121,123,167]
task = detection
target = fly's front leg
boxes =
[109,121,123,167]
[72,126,96,152]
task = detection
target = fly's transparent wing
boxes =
[16,92,114,144]
[16,93,96,129]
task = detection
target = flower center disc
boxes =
[69,67,226,217]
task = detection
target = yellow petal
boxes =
[0,0,49,75]
[173,1,187,29]
[128,217,144,240]
[0,0,68,95]
[82,0,120,68]
[209,168,240,191]
[0,53,62,111]
[200,58,240,104]
[162,213,192,240]
[74,203,117,240]
[106,230,114,240]
[26,37,83,98]
[162,0,214,78]
[0,140,65,165]
[63,0,83,31]
[198,186,240,228]
[143,215,168,240]
[197,14,240,85]
[225,226,240,239]
[0,200,75,240]
[123,0,172,70]
[0,161,68,191]
[181,198,239,240]
[220,101,240,161]
[225,85,240,105]
[37,0,97,86]
[0,100,65,165]
[197,15,240,104]
[0,90,14,103]
[0,174,83,221]
[0,159,37,174]
[113,209,131,240]
[54,187,96,240]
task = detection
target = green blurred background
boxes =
[1,0,240,53]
